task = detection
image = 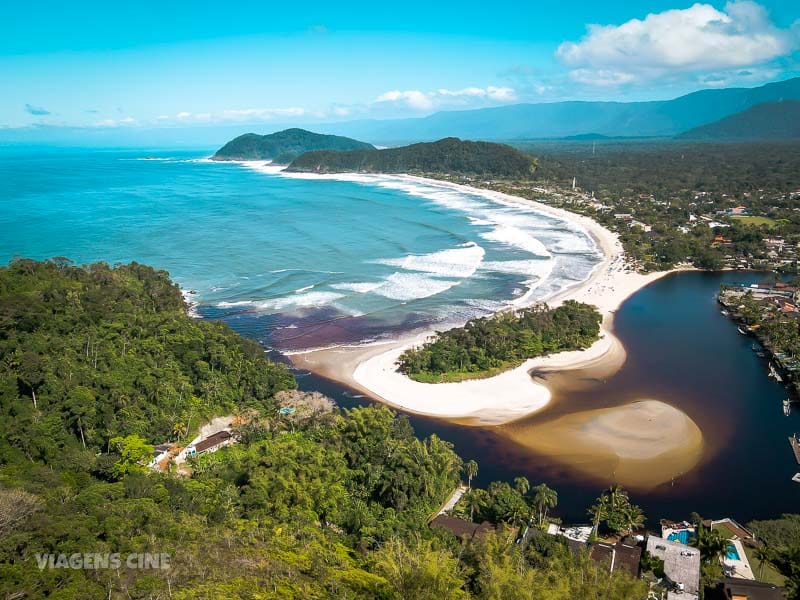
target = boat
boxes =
[784,399,791,416]
[737,326,747,335]
[770,364,784,382]
[792,473,800,483]
[721,309,730,316]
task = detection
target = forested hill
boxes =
[0,258,296,449]
[0,259,653,599]
[678,101,800,140]
[286,137,538,177]
[212,128,374,162]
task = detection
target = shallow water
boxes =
[0,147,600,351]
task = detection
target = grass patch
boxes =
[731,215,777,227]
[712,522,738,540]
[407,362,518,383]
[743,545,787,586]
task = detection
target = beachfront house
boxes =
[646,535,701,600]
[185,430,233,458]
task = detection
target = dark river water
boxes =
[272,270,800,525]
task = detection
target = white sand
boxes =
[249,168,678,424]
[344,177,674,424]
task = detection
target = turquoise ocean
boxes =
[0,147,601,350]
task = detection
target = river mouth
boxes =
[289,270,800,522]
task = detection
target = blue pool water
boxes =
[667,530,695,545]
[725,544,740,561]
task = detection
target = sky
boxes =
[1,0,799,140]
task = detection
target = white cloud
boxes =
[375,90,434,110]
[557,1,796,86]
[220,107,306,120]
[375,85,517,111]
[569,69,637,87]
[176,111,192,120]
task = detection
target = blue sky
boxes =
[1,0,798,135]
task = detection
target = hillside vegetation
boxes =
[286,137,537,177]
[679,101,800,140]
[0,259,651,599]
[212,128,374,162]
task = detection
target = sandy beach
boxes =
[293,174,672,424]
[288,173,705,487]
[503,400,705,490]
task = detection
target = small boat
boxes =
[784,399,791,416]
[738,326,747,335]
[792,473,800,483]
[721,309,730,316]
[770,364,784,382]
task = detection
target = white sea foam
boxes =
[374,242,485,278]
[370,272,461,301]
[294,284,315,293]
[481,259,553,277]
[214,163,603,323]
[480,225,552,257]
[217,291,346,313]
[332,281,384,294]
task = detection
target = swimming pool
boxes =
[725,544,741,561]
[667,530,695,545]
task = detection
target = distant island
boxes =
[212,128,374,163]
[678,100,800,140]
[286,137,537,178]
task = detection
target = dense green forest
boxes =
[398,301,601,382]
[0,260,651,599]
[212,128,374,162]
[286,137,538,178]
[521,140,800,198]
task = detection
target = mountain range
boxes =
[679,100,800,140]
[315,77,800,142]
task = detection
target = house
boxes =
[186,430,233,457]
[148,443,173,470]
[629,220,652,232]
[646,535,701,600]
[429,515,494,541]
[705,578,783,600]
[589,540,642,578]
[545,523,593,554]
[729,206,749,216]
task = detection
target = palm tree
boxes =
[619,503,645,536]
[464,460,478,490]
[753,545,773,580]
[532,483,558,528]
[463,489,488,522]
[692,524,728,566]
[604,483,629,513]
[588,496,610,536]
[513,476,530,496]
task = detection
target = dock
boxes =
[789,436,800,464]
